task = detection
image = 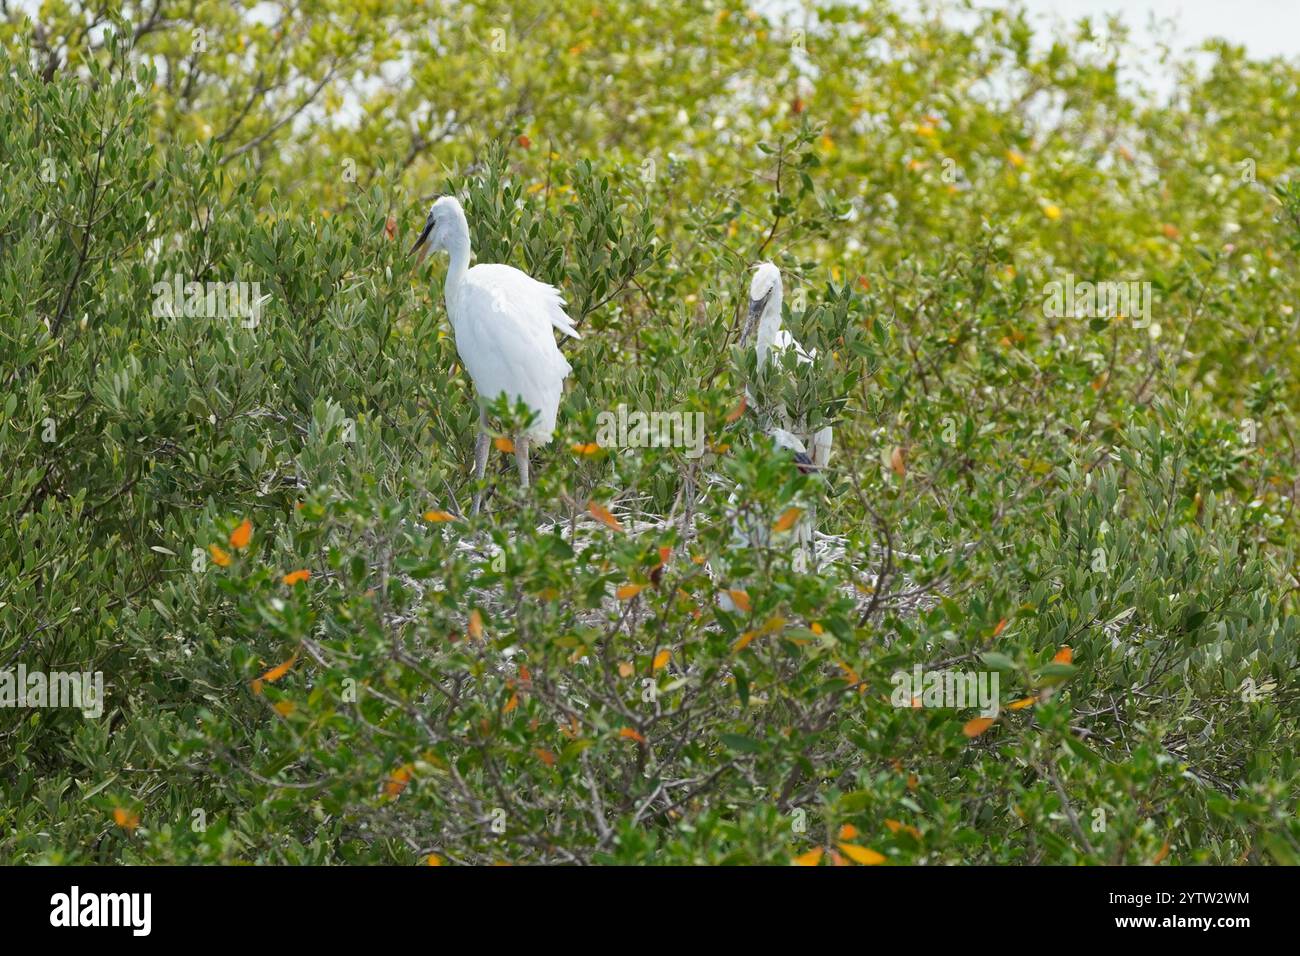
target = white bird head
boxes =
[410,195,469,264]
[741,261,783,354]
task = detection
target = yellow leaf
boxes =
[652,649,670,671]
[732,630,758,653]
[791,847,823,866]
[273,699,295,716]
[838,843,886,865]
[208,544,231,567]
[726,589,751,613]
[1006,148,1025,167]
[112,807,140,833]
[1042,202,1062,220]
[282,569,310,585]
[619,727,645,744]
[423,510,456,522]
[468,609,484,640]
[772,507,803,533]
[587,501,624,533]
[1053,645,1073,664]
[1009,696,1036,710]
[616,583,645,600]
[494,437,515,453]
[229,518,252,549]
[963,716,995,738]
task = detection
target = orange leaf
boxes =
[772,507,803,533]
[963,716,995,738]
[884,819,922,839]
[517,134,532,148]
[229,518,252,549]
[1009,696,1036,710]
[726,589,751,613]
[992,617,1008,637]
[652,649,670,671]
[502,692,518,714]
[889,446,906,477]
[616,583,645,601]
[112,807,140,833]
[283,569,311,585]
[1152,841,1170,864]
[426,854,443,866]
[617,661,634,678]
[731,630,758,653]
[791,847,823,866]
[423,510,456,522]
[1053,645,1073,664]
[252,650,298,695]
[571,442,600,455]
[619,727,645,744]
[838,843,886,865]
[533,748,556,767]
[838,823,859,840]
[587,501,624,533]
[494,437,515,453]
[383,764,413,798]
[208,543,231,567]
[725,394,747,423]
[468,609,484,640]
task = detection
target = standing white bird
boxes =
[736,261,835,572]
[740,262,834,470]
[411,196,579,514]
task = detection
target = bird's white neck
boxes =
[442,223,472,303]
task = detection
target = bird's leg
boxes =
[471,407,490,515]
[515,434,530,490]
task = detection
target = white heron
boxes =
[410,196,579,513]
[740,262,834,470]
[735,261,835,573]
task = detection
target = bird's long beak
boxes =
[740,291,770,346]
[409,219,434,263]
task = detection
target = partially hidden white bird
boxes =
[735,261,835,574]
[411,196,579,514]
[740,261,833,471]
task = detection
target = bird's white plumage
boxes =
[448,264,577,441]
[747,261,833,469]
[418,196,578,443]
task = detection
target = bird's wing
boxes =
[772,328,814,364]
[467,263,580,339]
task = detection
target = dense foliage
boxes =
[2,1,1298,864]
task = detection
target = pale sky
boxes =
[1014,0,1300,60]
